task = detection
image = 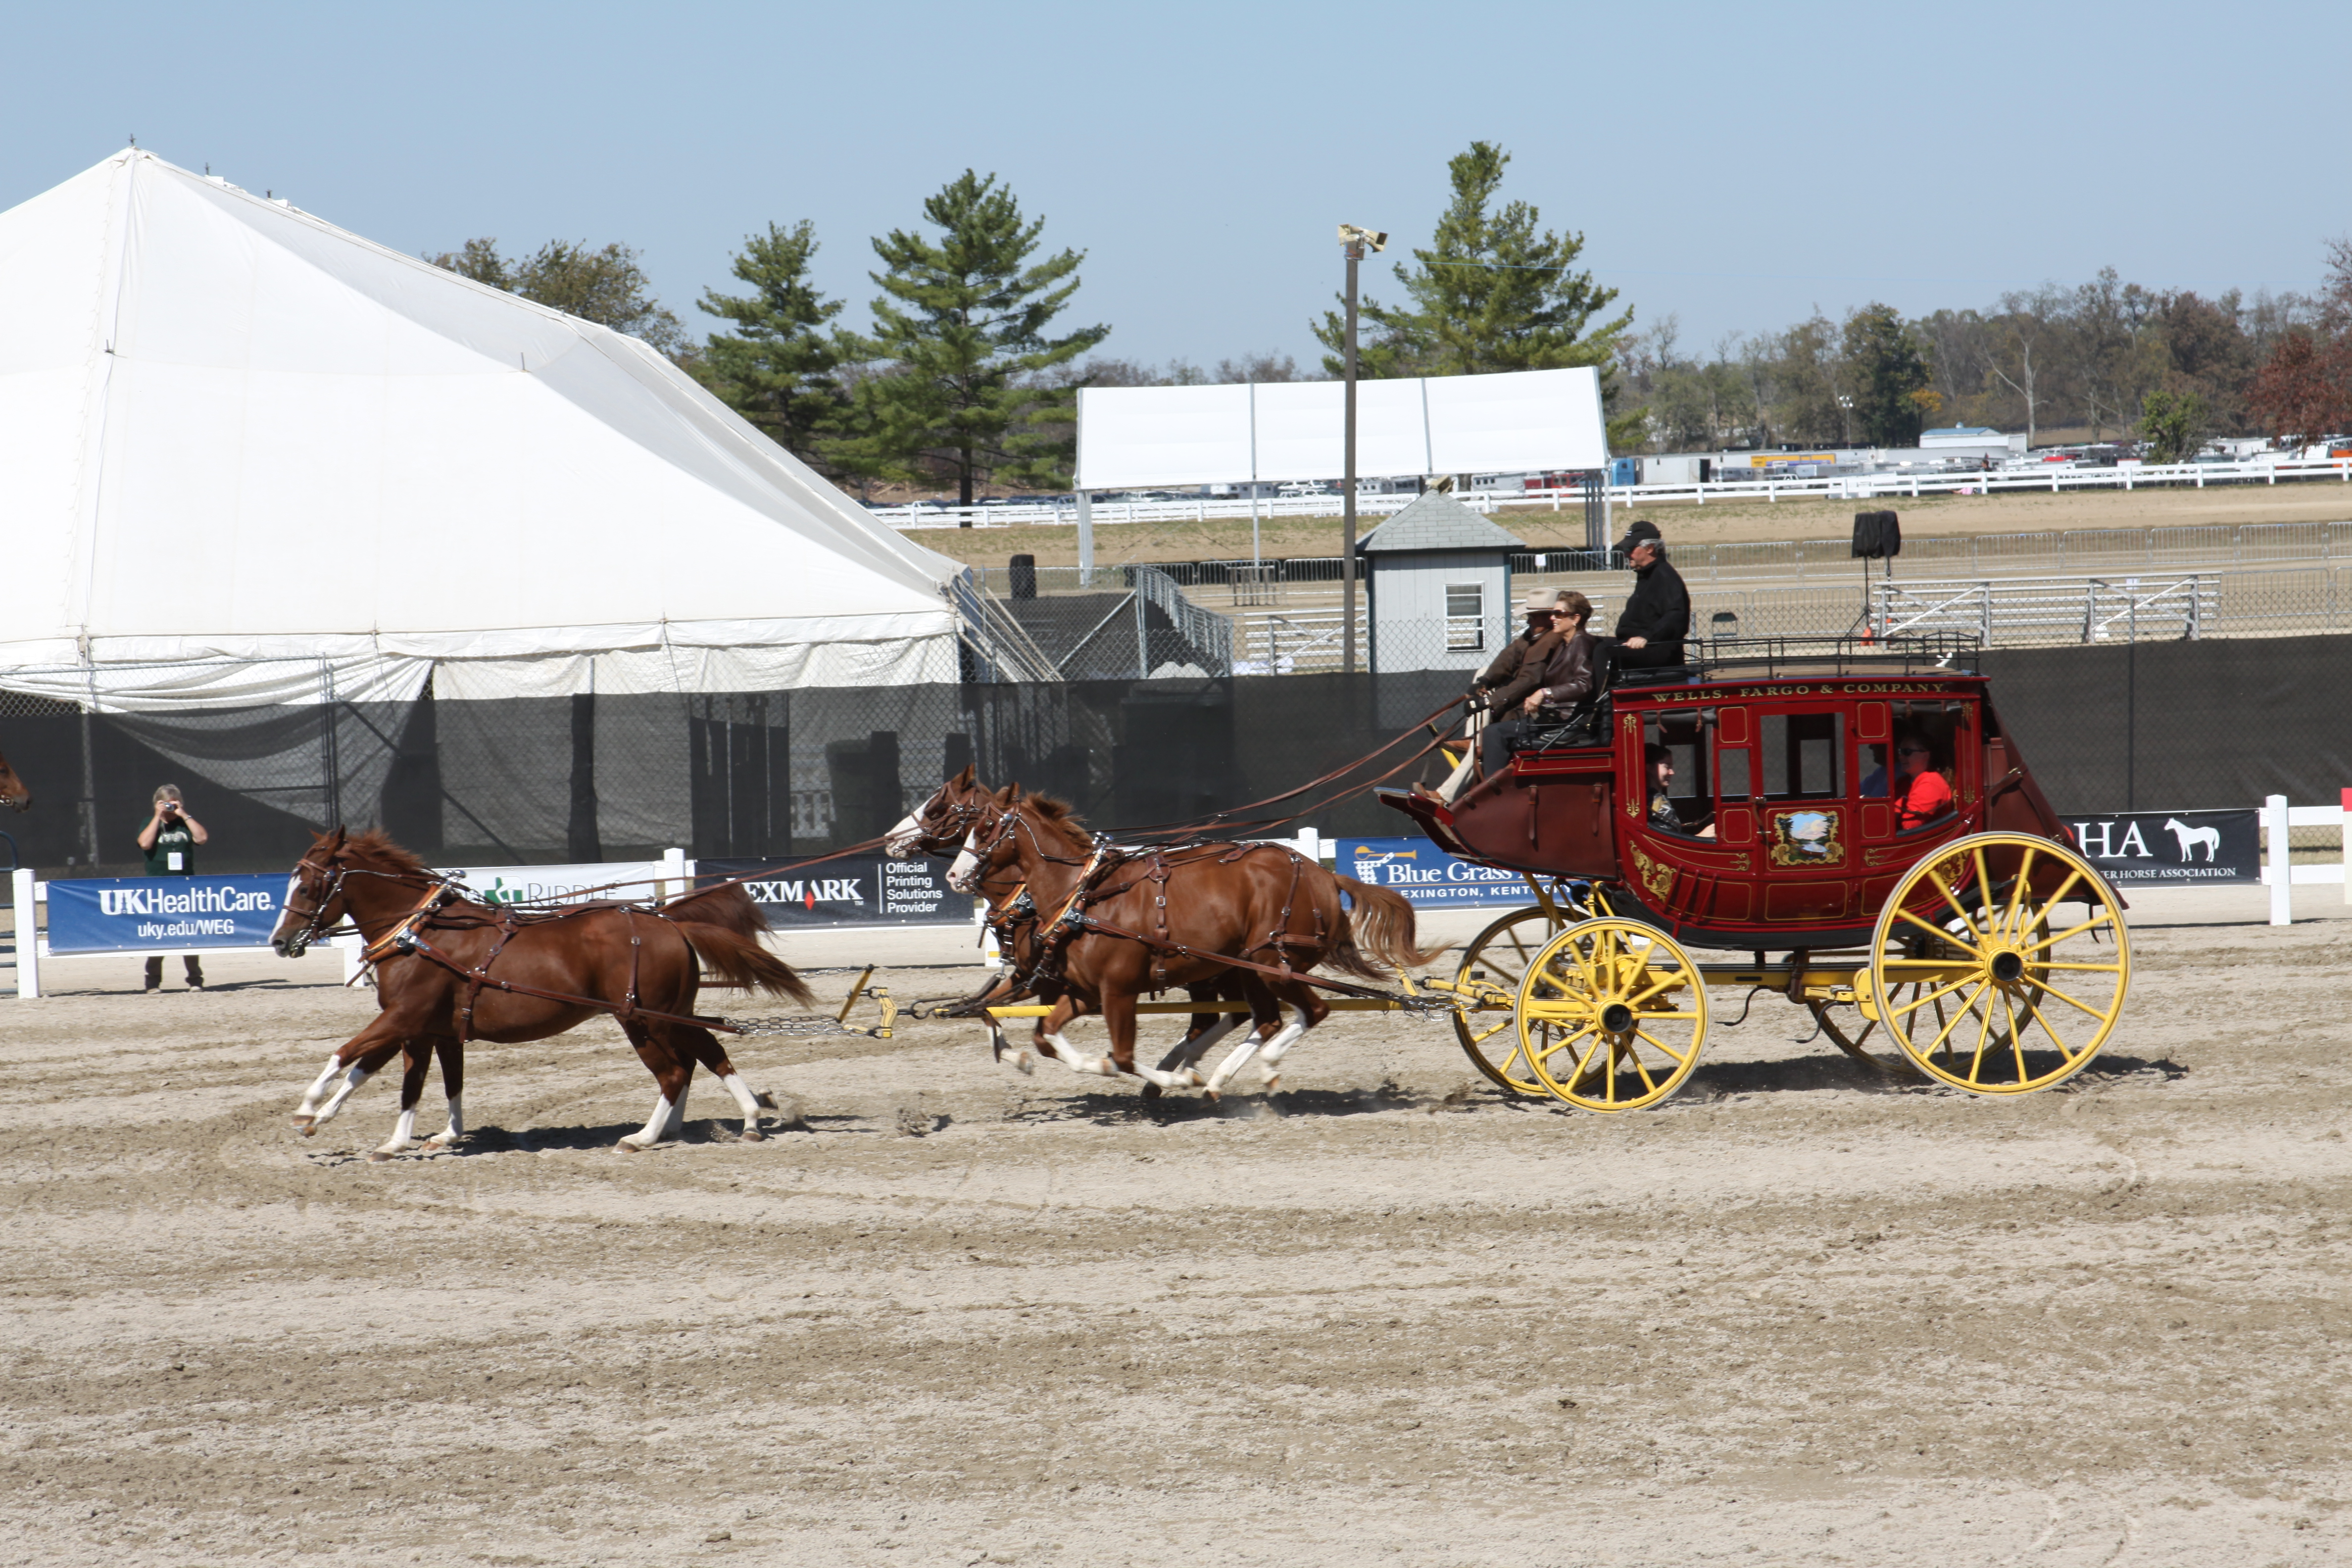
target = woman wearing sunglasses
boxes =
[1891,733,1954,832]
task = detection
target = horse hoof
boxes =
[299,1124,319,1138]
[1141,1083,1162,1102]
[615,1140,642,1153]
[292,1116,314,1132]
[755,1091,779,1110]
[1014,1053,1036,1076]
[1204,1089,1222,1104]
[367,1150,396,1163]
[739,1129,765,1143]
[1263,1075,1282,1093]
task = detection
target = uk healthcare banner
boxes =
[2063,809,2260,885]
[1333,836,1538,908]
[46,876,288,953]
[699,855,967,926]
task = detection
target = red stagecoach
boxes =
[1378,637,2132,1111]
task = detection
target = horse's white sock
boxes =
[313,1064,373,1125]
[429,1095,464,1145]
[296,1054,344,1118]
[719,1072,764,1132]
[622,1092,676,1149]
[1159,1016,1242,1086]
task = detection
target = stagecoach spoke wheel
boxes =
[1517,919,1708,1113]
[1448,895,1593,1095]
[1867,832,2130,1095]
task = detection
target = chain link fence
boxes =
[5,627,2345,876]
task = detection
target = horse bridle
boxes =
[909,781,991,856]
[280,855,450,955]
[278,855,349,955]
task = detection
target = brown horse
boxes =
[0,748,30,811]
[894,774,1439,1095]
[889,772,1257,1088]
[272,828,812,1155]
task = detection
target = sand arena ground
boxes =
[2,887,2348,1566]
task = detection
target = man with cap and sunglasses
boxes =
[1608,519,1690,674]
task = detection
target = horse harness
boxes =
[959,810,1378,1004]
[296,856,742,1040]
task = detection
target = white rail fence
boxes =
[872,458,2352,531]
[1873,576,2218,644]
[2262,792,2352,926]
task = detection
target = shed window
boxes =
[1444,583,1486,651]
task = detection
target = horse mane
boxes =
[340,828,433,878]
[1017,791,1093,851]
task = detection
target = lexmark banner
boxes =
[1335,836,1542,907]
[2065,809,2260,885]
[699,856,967,926]
[47,876,287,953]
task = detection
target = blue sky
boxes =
[7,0,2342,368]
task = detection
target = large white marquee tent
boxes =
[0,149,963,713]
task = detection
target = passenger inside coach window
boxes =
[1860,743,1890,798]
[1892,733,1955,831]
[1646,744,1715,839]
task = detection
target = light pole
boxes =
[1338,223,1386,674]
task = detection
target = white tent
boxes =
[0,149,964,712]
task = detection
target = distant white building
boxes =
[1919,427,2029,462]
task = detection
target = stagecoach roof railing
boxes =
[1612,633,1983,687]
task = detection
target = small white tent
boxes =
[0,149,963,712]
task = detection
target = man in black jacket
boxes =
[1610,519,1689,672]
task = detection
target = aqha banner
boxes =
[697,856,967,926]
[46,876,287,953]
[2063,809,2260,885]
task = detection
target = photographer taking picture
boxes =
[136,784,210,992]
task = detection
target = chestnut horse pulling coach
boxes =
[885,768,1440,1098]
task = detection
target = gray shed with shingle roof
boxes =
[1353,490,1528,674]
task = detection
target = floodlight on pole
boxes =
[1338,224,1385,675]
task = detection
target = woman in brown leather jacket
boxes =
[1478,592,1599,780]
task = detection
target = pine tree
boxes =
[1311,142,1630,392]
[695,221,850,468]
[1841,303,1933,446]
[835,171,1108,511]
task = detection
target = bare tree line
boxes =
[1614,267,2328,453]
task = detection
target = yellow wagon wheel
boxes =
[1866,832,2130,1095]
[1518,919,1709,1112]
[1448,890,1594,1095]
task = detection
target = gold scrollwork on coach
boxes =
[1629,845,1676,902]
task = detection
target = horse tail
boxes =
[1329,875,1446,976]
[668,915,816,1005]
[664,880,771,938]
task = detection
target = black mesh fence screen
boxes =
[3,632,2346,875]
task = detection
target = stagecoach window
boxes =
[1444,584,1485,651]
[1716,744,1751,800]
[1645,715,1710,802]
[1760,712,1843,799]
